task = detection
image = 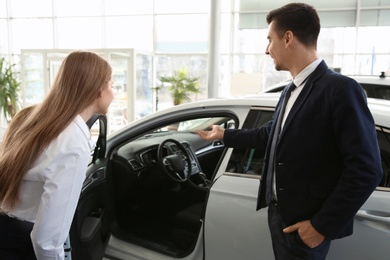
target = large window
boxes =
[1,0,390,135]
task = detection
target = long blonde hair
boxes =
[0,51,112,209]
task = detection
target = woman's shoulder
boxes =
[48,116,91,154]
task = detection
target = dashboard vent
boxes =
[129,159,144,171]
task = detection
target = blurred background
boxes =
[1,0,389,136]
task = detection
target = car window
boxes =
[376,126,390,188]
[375,87,390,100]
[155,117,233,132]
[225,111,390,189]
[359,83,390,100]
[226,109,273,175]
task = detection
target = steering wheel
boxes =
[157,139,192,183]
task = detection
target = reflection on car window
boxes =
[178,118,212,131]
[225,113,390,186]
[359,83,390,101]
[155,117,233,132]
[376,88,390,100]
[377,126,390,188]
[226,109,273,175]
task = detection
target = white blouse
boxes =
[6,115,95,259]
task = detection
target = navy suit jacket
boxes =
[224,61,382,240]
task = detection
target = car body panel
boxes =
[104,228,205,260]
[204,174,274,259]
[328,189,390,260]
[262,74,390,101]
[71,93,390,260]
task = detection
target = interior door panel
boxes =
[70,159,111,260]
[70,114,111,260]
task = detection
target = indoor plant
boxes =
[0,57,20,120]
[158,68,201,106]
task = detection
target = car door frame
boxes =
[70,114,112,260]
[203,106,275,260]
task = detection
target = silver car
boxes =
[263,73,390,101]
[70,94,390,260]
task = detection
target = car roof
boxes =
[348,74,390,85]
[367,98,390,127]
[119,93,389,125]
[262,74,390,93]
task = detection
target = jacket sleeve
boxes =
[223,119,273,151]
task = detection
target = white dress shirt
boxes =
[281,58,323,129]
[273,58,323,201]
[5,115,95,259]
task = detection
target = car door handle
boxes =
[356,209,390,224]
[82,168,105,192]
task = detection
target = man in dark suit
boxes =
[196,3,382,259]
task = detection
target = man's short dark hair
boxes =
[266,3,320,47]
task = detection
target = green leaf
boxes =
[0,57,20,119]
[156,67,201,105]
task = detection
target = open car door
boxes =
[70,114,111,260]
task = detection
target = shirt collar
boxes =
[74,115,95,150]
[293,58,322,87]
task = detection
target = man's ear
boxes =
[285,30,293,45]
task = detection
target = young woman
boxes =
[0,51,114,259]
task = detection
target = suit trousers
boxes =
[0,214,37,260]
[268,203,331,260]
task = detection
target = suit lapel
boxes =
[279,60,329,140]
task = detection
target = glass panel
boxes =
[354,54,390,76]
[318,28,357,54]
[226,109,273,175]
[155,14,208,53]
[10,0,52,17]
[233,28,268,53]
[231,54,289,91]
[109,54,130,132]
[220,14,231,53]
[0,0,6,17]
[232,54,258,73]
[357,27,390,53]
[376,127,390,187]
[0,20,8,53]
[47,53,68,86]
[220,55,231,97]
[23,53,44,107]
[375,86,390,100]
[361,0,390,7]
[238,0,288,12]
[155,0,209,14]
[156,55,208,111]
[56,0,101,17]
[313,0,356,8]
[238,13,268,30]
[157,117,233,132]
[332,54,356,75]
[104,0,153,15]
[360,10,380,26]
[221,0,232,12]
[11,19,53,51]
[135,54,153,119]
[105,16,153,51]
[318,10,356,28]
[57,18,103,49]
